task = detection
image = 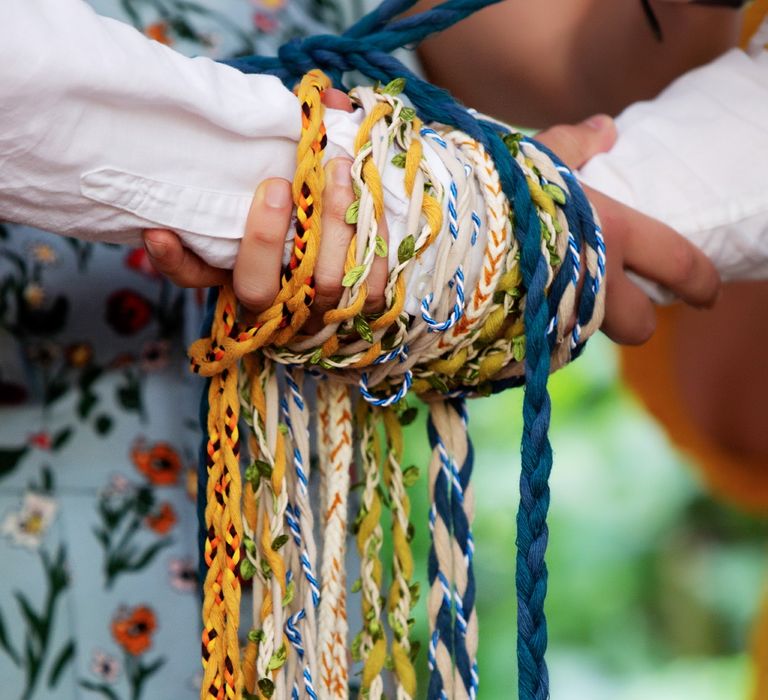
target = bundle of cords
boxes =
[188,1,606,698]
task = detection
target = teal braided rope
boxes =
[218,0,605,696]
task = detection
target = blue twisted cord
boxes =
[448,399,478,700]
[426,408,456,700]
[210,0,604,695]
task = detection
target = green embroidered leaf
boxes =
[342,265,366,288]
[78,680,121,700]
[136,656,166,684]
[240,559,257,581]
[243,538,258,557]
[427,375,449,394]
[77,391,98,420]
[309,348,323,365]
[374,235,388,258]
[271,534,289,551]
[398,406,418,426]
[381,77,406,96]
[400,107,416,122]
[0,446,29,480]
[397,235,415,264]
[14,592,44,642]
[0,607,20,666]
[258,678,275,698]
[246,459,272,485]
[354,315,374,344]
[248,628,266,644]
[390,152,407,168]
[402,465,420,488]
[278,423,289,436]
[282,579,295,607]
[344,199,360,225]
[122,539,173,574]
[51,427,73,451]
[47,640,75,688]
[93,415,113,437]
[267,644,287,672]
[512,336,526,362]
[543,183,566,206]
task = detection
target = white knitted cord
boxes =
[316,382,352,700]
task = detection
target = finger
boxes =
[589,187,720,308]
[233,178,293,315]
[601,269,657,345]
[535,114,617,170]
[312,158,356,322]
[364,205,388,314]
[143,229,230,288]
[322,87,354,112]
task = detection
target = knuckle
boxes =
[314,270,343,305]
[670,243,696,284]
[233,277,274,311]
[544,125,584,165]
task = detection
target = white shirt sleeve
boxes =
[0,0,313,267]
[579,48,768,288]
[1,0,481,316]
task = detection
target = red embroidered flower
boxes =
[131,441,183,486]
[111,606,157,655]
[28,432,52,450]
[145,22,173,46]
[105,290,153,336]
[124,248,161,279]
[64,342,94,368]
[144,502,177,535]
[253,11,278,33]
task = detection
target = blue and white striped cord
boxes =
[419,127,467,333]
[447,400,478,700]
[285,608,318,700]
[360,345,413,406]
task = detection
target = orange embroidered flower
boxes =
[145,22,172,45]
[144,502,177,535]
[131,441,182,486]
[65,342,93,368]
[111,605,157,655]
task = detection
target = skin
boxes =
[413,0,765,459]
[144,110,719,344]
[415,0,741,127]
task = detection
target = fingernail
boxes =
[144,235,166,259]
[332,160,352,187]
[584,114,611,131]
[264,180,291,209]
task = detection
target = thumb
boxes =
[535,114,617,170]
[322,87,354,112]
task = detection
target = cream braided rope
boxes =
[193,73,606,700]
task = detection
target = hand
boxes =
[535,115,720,345]
[143,88,389,328]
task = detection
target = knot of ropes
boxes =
[191,0,608,698]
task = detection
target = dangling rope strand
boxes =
[194,49,606,698]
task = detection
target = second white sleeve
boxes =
[579,48,768,285]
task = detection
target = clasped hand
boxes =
[144,94,719,346]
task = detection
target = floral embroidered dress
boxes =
[0,2,349,699]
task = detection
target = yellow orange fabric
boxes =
[621,8,768,697]
[621,0,768,514]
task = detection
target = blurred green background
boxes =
[395,336,768,699]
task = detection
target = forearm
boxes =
[580,47,768,284]
[0,0,302,264]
